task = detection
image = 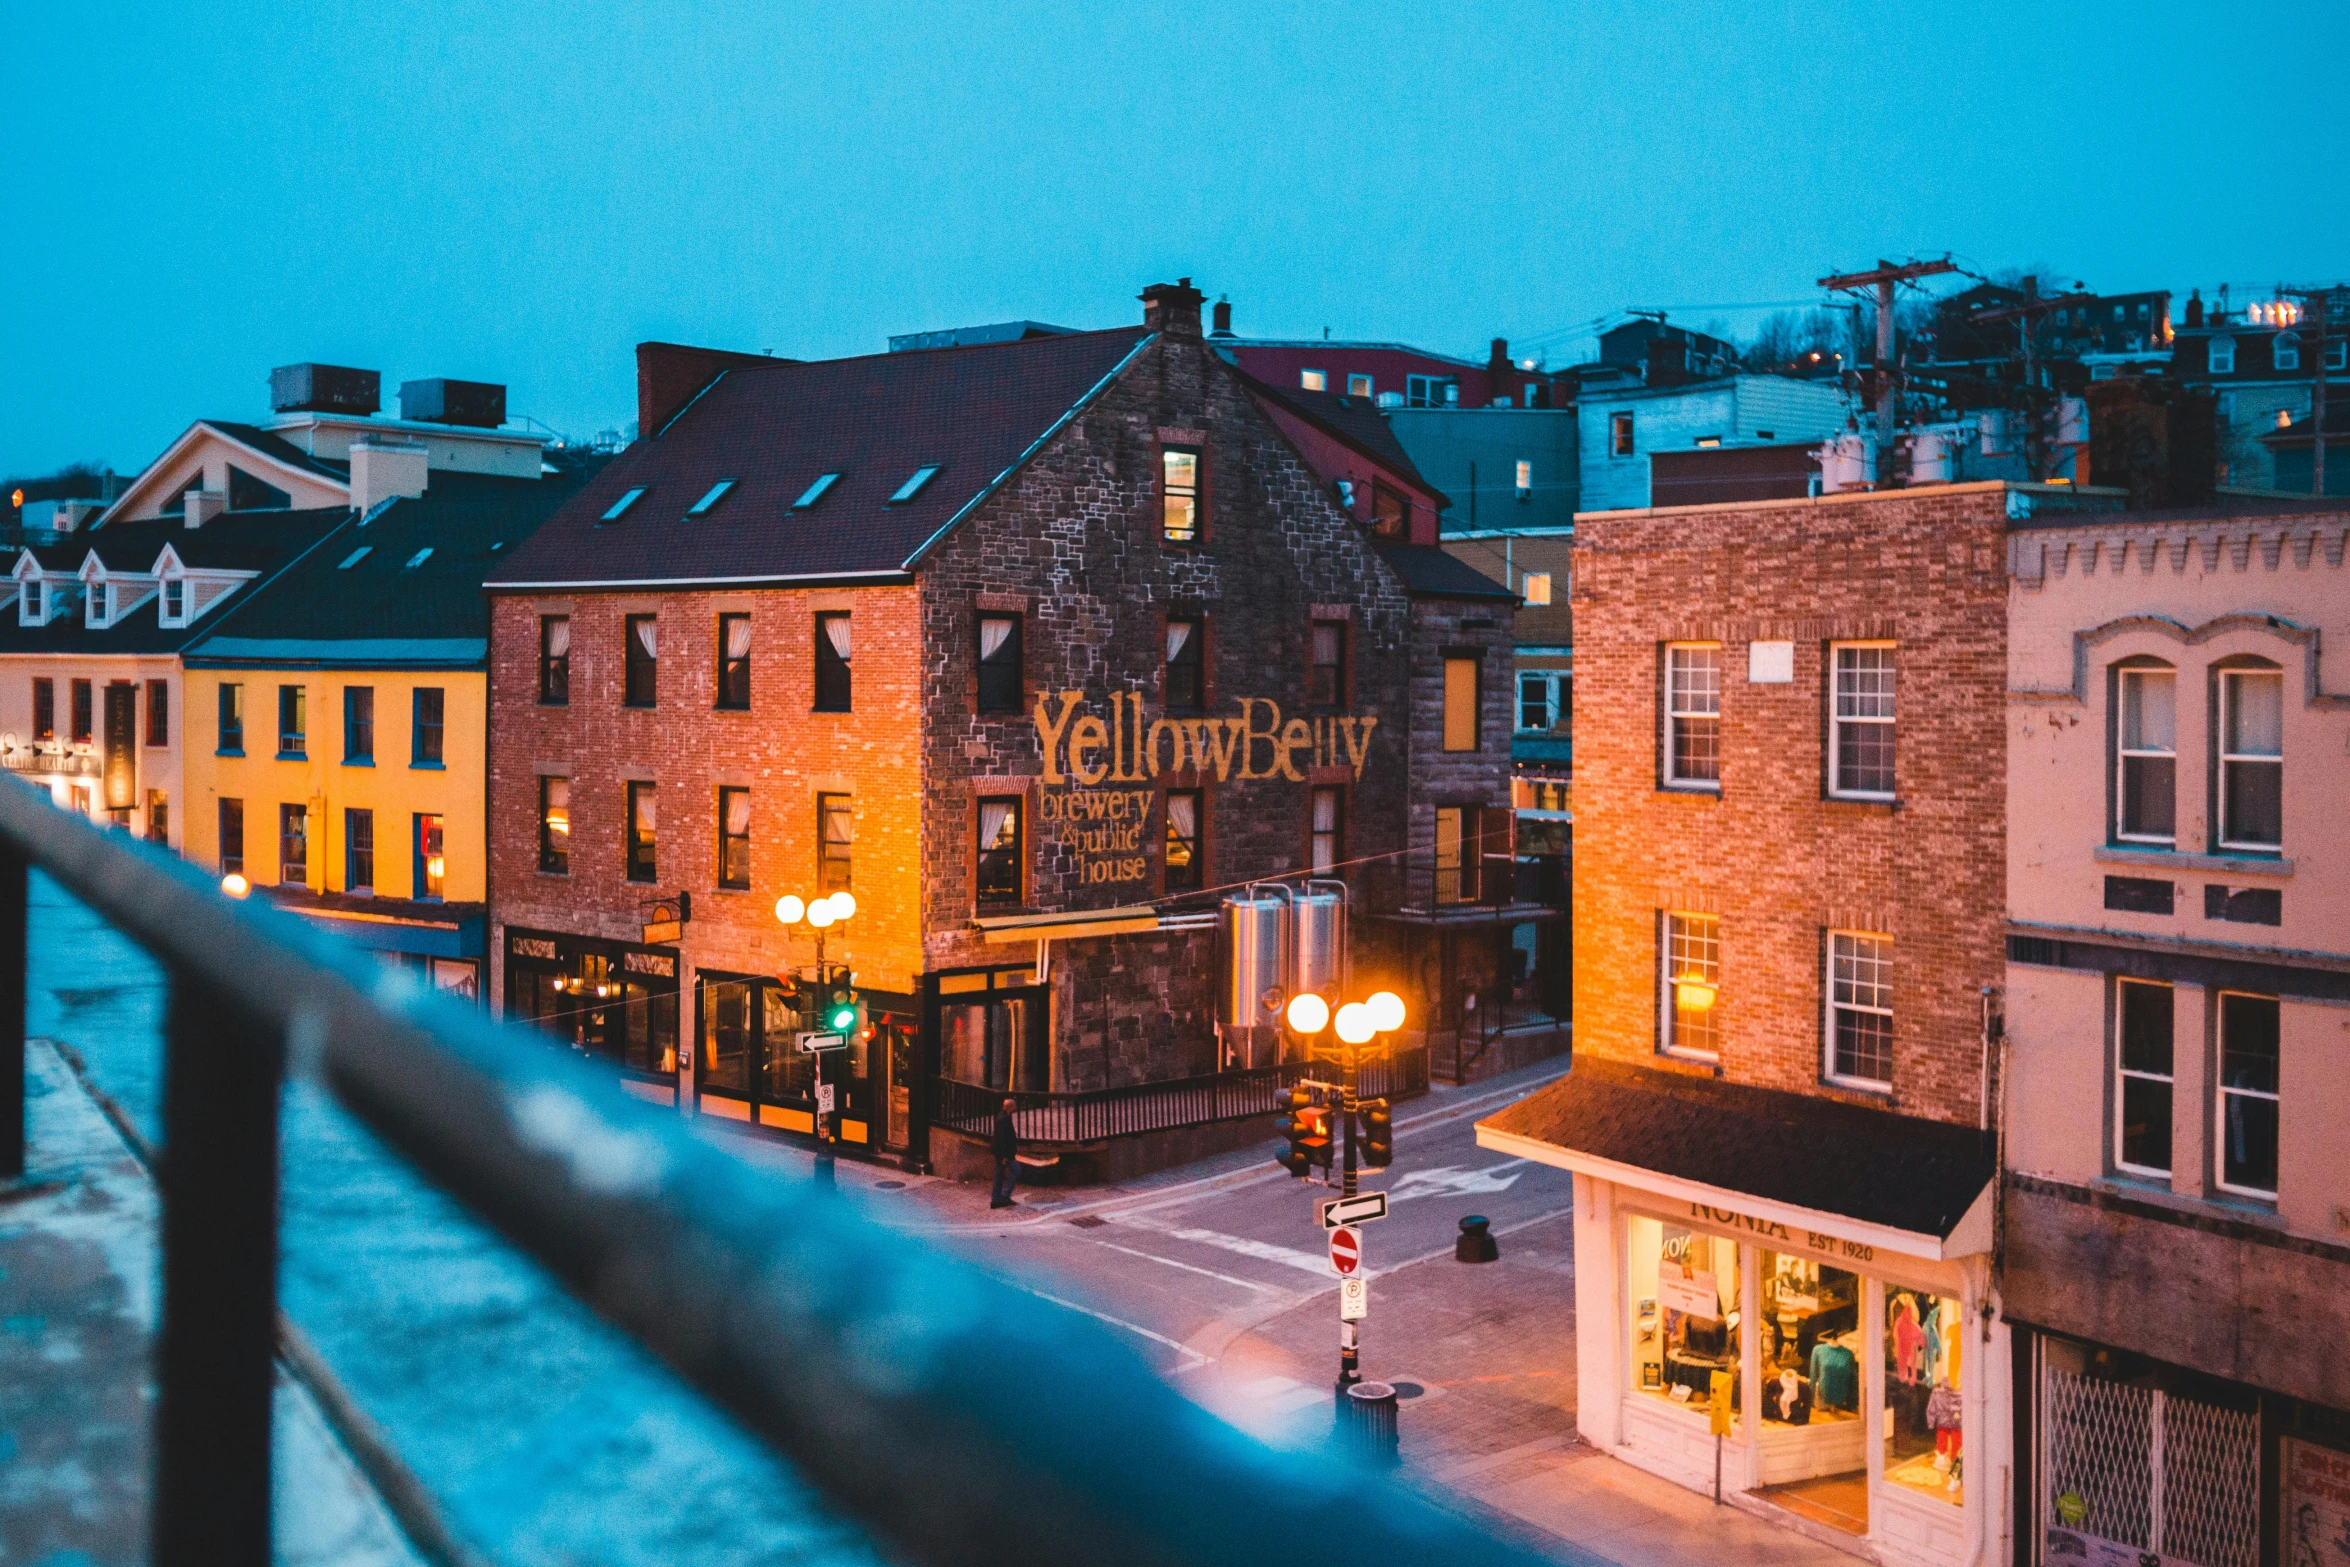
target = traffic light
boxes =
[822,979,864,1041]
[1359,1097,1393,1169]
[1273,1085,1331,1178]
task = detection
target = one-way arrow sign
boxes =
[1318,1192,1389,1229]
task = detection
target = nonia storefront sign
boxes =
[1029,689,1385,889]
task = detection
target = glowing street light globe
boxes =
[825,891,856,921]
[220,873,251,899]
[1366,990,1406,1033]
[774,895,805,925]
[1284,992,1329,1035]
[806,899,837,930]
[1334,1002,1376,1045]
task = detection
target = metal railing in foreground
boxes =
[0,777,1539,1567]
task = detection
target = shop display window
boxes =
[1757,1252,1862,1430]
[1883,1287,1963,1505]
[1626,1215,1740,1432]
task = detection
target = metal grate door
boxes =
[2157,1395,2259,1567]
[2041,1360,2259,1567]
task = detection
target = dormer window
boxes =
[21,578,43,624]
[161,578,185,624]
[2209,337,2237,375]
[599,488,646,523]
[888,466,941,504]
[688,480,737,516]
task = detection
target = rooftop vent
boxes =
[269,363,381,416]
[398,378,507,429]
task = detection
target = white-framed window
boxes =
[19,577,42,625]
[2215,991,2279,1199]
[1518,671,1559,732]
[1520,571,1552,606]
[2208,337,2236,375]
[1346,373,1372,398]
[2328,338,2347,372]
[2216,667,2283,851]
[2114,978,2174,1179]
[160,576,186,625]
[1300,369,1327,392]
[1406,374,1457,407]
[1662,643,1721,788]
[1661,911,1721,1058]
[2272,332,2300,371]
[2115,664,2176,843]
[1829,642,1896,799]
[1825,931,1893,1088]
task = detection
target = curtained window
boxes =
[977,614,1022,713]
[814,613,852,711]
[718,786,751,889]
[717,613,752,709]
[539,776,570,875]
[1165,617,1203,712]
[818,793,853,891]
[976,797,1022,905]
[539,616,570,705]
[624,615,658,707]
[626,782,657,883]
[1164,790,1202,892]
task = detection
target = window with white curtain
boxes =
[1164,617,1203,711]
[814,613,851,712]
[976,797,1022,905]
[717,787,751,889]
[717,613,751,710]
[539,615,569,705]
[2218,667,2283,851]
[623,615,657,708]
[977,614,1022,713]
[2116,665,2177,843]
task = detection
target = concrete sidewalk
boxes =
[0,1038,427,1567]
[1206,1209,1857,1567]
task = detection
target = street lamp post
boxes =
[776,891,857,1187]
[1285,986,1406,1401]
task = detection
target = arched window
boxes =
[2272,332,2300,371]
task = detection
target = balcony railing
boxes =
[934,1044,1430,1147]
[1356,851,1565,918]
[0,775,1529,1567]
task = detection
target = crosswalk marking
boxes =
[1158,1227,1333,1278]
[1093,1241,1286,1293]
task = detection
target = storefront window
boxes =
[1883,1287,1963,1505]
[1756,1253,1862,1427]
[1626,1214,1740,1433]
[762,982,816,1103]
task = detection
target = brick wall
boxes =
[487,584,927,1007]
[1569,487,2009,1125]
[914,332,1429,1090]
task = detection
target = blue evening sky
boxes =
[6,1,2345,476]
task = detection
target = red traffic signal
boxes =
[1359,1097,1393,1169]
[1273,1086,1332,1178]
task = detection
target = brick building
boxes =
[484,281,1520,1177]
[1478,482,2135,1565]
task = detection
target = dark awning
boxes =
[1477,1058,1995,1260]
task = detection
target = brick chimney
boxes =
[1141,279,1206,339]
[635,342,792,444]
[1211,298,1234,338]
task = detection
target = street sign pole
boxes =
[1337,1038,1360,1400]
[812,961,836,1189]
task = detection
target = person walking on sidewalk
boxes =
[990,1096,1020,1209]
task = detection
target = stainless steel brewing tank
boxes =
[1221,889,1291,1029]
[1291,882,1347,1003]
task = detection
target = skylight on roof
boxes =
[792,474,840,510]
[688,480,737,516]
[337,546,372,569]
[403,547,434,570]
[888,466,941,504]
[601,488,647,522]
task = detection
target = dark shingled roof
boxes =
[489,328,1154,589]
[0,509,353,656]
[1234,371,1448,504]
[188,468,594,660]
[1374,544,1516,601]
[1479,1057,1994,1241]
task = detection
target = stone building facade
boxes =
[486,281,1515,1177]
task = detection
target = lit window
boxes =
[338,547,371,569]
[1162,447,1201,544]
[976,797,1023,905]
[1826,932,1892,1088]
[2215,992,2279,1199]
[1662,911,1720,1058]
[2208,337,2236,374]
[1521,572,1552,606]
[625,783,656,884]
[1442,656,1480,752]
[1300,369,1327,392]
[1830,643,1896,799]
[718,787,752,890]
[1663,644,1720,788]
[1346,373,1372,398]
[688,480,737,515]
[1611,411,1635,456]
[1164,789,1203,891]
[539,776,570,874]
[600,487,646,522]
[792,473,840,509]
[402,548,433,570]
[2114,979,2173,1178]
[539,616,569,705]
[888,465,940,504]
[1695,436,1722,448]
[2217,667,2283,851]
[2115,665,2175,843]
[2273,332,2300,372]
[817,792,852,892]
[1310,786,1343,871]
[1515,459,1533,499]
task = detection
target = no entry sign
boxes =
[1329,1225,1361,1277]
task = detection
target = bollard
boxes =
[1339,1380,1400,1467]
[1455,1214,1500,1263]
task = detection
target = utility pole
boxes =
[1819,257,1958,486]
[2282,285,2345,499]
